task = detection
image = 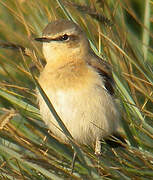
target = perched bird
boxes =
[35,20,122,156]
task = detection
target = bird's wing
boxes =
[87,51,115,96]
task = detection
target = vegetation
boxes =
[0,0,152,179]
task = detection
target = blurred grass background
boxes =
[0,0,153,179]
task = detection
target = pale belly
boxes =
[37,85,119,146]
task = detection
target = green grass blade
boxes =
[142,0,151,61]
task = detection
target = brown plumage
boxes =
[36,20,121,150]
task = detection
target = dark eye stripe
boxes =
[53,34,69,41]
[35,34,78,43]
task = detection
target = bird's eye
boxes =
[61,34,69,41]
[54,34,70,41]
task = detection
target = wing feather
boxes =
[87,51,115,95]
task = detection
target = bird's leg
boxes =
[95,137,102,155]
[95,137,102,175]
[71,151,77,174]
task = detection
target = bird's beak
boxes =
[35,37,51,43]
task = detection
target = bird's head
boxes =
[35,20,90,63]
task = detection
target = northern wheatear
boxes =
[35,19,121,155]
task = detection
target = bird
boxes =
[35,19,123,162]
